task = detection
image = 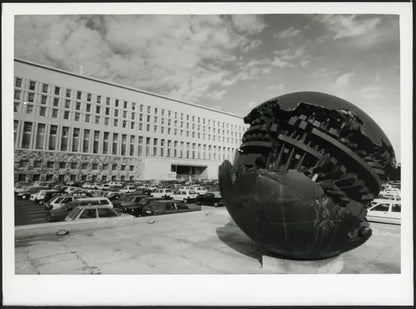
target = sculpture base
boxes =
[261,254,344,274]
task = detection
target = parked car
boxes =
[367,199,401,225]
[65,205,133,222]
[119,186,137,194]
[171,190,198,203]
[196,191,224,207]
[33,189,59,204]
[46,197,113,222]
[141,200,201,216]
[97,184,111,190]
[112,194,149,209]
[44,195,78,210]
[17,186,49,199]
[14,182,29,193]
[192,186,208,195]
[64,186,79,194]
[151,188,174,199]
[119,197,163,217]
[106,192,122,201]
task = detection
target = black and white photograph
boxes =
[2,2,413,306]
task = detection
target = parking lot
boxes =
[15,196,48,226]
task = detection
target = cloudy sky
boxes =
[14,14,400,158]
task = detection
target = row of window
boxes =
[18,159,135,171]
[15,77,245,132]
[13,102,242,143]
[14,121,237,162]
[16,173,134,182]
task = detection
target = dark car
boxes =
[141,200,201,216]
[45,200,79,222]
[17,186,48,199]
[113,195,158,217]
[106,192,122,201]
[196,191,224,207]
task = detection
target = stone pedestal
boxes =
[261,254,344,274]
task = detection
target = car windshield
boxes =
[53,197,64,203]
[67,208,82,220]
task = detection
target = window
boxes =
[29,81,36,91]
[87,93,92,102]
[14,120,18,145]
[59,162,66,169]
[121,134,127,155]
[124,101,127,109]
[138,136,143,156]
[47,161,55,168]
[26,104,34,114]
[92,163,98,170]
[66,89,71,97]
[112,164,117,170]
[86,104,91,112]
[147,106,150,113]
[63,111,70,119]
[392,204,401,212]
[153,138,158,156]
[98,208,117,218]
[122,120,127,128]
[52,108,58,118]
[14,102,20,112]
[81,162,88,169]
[83,129,90,153]
[120,165,126,171]
[372,204,390,212]
[96,106,101,114]
[28,93,34,102]
[131,113,135,120]
[48,125,58,150]
[95,116,100,124]
[106,97,110,105]
[167,140,171,157]
[14,90,21,100]
[140,104,143,112]
[15,77,22,88]
[93,131,100,153]
[115,99,119,107]
[112,133,118,155]
[72,128,80,152]
[129,135,135,156]
[21,122,32,149]
[80,209,97,219]
[35,123,45,149]
[130,122,134,129]
[77,91,82,100]
[74,112,80,121]
[102,164,108,170]
[97,95,101,103]
[85,114,90,122]
[105,117,109,125]
[132,102,136,110]
[113,119,118,127]
[19,160,29,168]
[145,137,150,156]
[54,86,60,95]
[34,160,42,168]
[70,162,78,169]
[129,165,134,171]
[105,107,110,115]
[103,132,109,154]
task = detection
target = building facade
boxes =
[13,59,246,182]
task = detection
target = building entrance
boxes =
[171,164,207,180]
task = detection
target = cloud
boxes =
[14,15,267,103]
[316,14,381,39]
[276,27,301,38]
[230,15,266,35]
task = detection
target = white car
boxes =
[151,189,174,198]
[45,195,77,210]
[171,190,198,203]
[119,186,137,194]
[367,199,401,225]
[192,186,208,195]
[65,205,133,222]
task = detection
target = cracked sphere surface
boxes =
[219,91,396,260]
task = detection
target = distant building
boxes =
[13,59,246,182]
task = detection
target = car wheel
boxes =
[183,199,188,204]
[214,202,218,207]
[22,195,27,199]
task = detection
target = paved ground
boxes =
[15,196,48,226]
[15,207,400,274]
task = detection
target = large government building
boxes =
[13,59,246,182]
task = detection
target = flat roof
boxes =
[14,58,243,119]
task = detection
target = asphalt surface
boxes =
[14,196,48,226]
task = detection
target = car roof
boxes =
[153,199,181,204]
[76,205,114,209]
[77,197,109,201]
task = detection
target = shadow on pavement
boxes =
[216,220,268,261]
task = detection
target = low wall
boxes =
[15,216,137,239]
